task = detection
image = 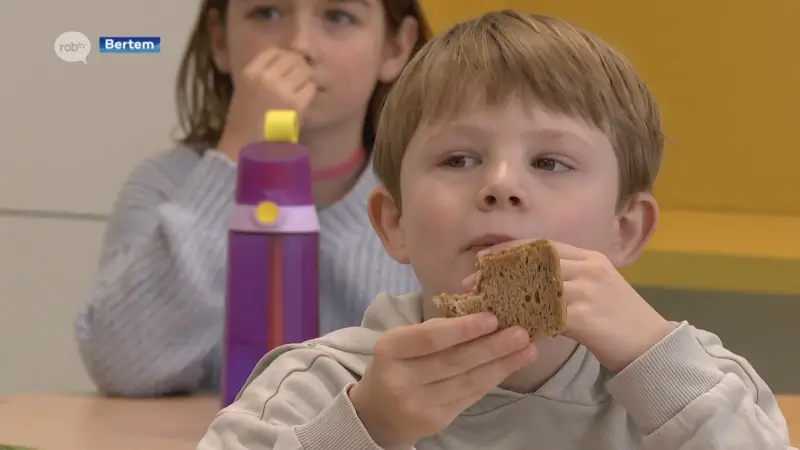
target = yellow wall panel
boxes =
[415,4,800,292]
[420,0,506,33]
[503,1,800,215]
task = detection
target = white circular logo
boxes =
[54,31,91,64]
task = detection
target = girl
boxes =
[74,0,431,397]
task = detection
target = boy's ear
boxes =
[368,186,410,264]
[207,8,231,74]
[610,192,659,268]
[378,16,419,83]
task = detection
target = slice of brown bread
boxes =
[434,239,566,340]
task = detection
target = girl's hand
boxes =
[218,48,317,162]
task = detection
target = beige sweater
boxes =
[198,293,794,449]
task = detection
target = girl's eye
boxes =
[325,10,355,25]
[533,157,570,172]
[252,7,281,20]
[442,155,479,169]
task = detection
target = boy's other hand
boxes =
[348,314,537,448]
[465,239,675,374]
[219,48,317,162]
[553,242,675,373]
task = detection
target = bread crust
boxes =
[434,239,566,340]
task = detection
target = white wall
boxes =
[0,1,198,395]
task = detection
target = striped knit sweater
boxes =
[73,147,420,396]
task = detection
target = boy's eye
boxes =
[325,10,355,25]
[533,157,570,172]
[442,155,478,169]
[251,6,282,20]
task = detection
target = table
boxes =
[785,395,800,445]
[0,393,798,449]
[0,393,219,450]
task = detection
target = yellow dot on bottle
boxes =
[263,110,299,143]
[255,201,280,224]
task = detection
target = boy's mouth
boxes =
[464,234,516,253]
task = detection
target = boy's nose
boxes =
[476,165,527,212]
[482,193,522,208]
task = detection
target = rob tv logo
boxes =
[54,31,92,63]
[54,32,161,63]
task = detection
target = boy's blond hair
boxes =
[373,10,663,209]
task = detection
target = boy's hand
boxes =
[552,242,675,373]
[219,48,317,162]
[466,240,674,374]
[348,314,537,448]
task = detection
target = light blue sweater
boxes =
[74,147,420,396]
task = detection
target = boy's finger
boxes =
[381,313,498,360]
[461,272,479,290]
[550,242,587,261]
[411,326,531,384]
[428,343,537,407]
[558,260,582,281]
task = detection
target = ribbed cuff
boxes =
[295,383,382,450]
[606,322,724,434]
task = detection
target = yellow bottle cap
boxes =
[254,201,280,224]
[263,110,299,143]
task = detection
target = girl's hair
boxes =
[176,0,431,151]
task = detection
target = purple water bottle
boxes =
[222,110,320,407]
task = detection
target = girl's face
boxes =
[210,0,418,131]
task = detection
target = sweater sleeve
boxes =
[74,150,236,396]
[607,322,794,449]
[197,347,384,450]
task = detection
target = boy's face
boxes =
[370,99,657,298]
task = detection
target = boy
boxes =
[198,10,793,450]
